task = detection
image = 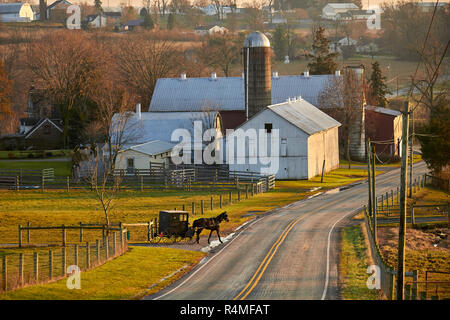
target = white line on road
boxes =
[321,206,363,300]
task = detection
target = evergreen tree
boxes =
[307,26,338,75]
[417,96,450,175]
[167,13,175,30]
[368,61,391,108]
[272,24,288,61]
[143,13,154,30]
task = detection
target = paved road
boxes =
[146,161,429,300]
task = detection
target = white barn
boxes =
[228,97,341,180]
[0,3,34,22]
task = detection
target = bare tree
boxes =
[318,70,364,167]
[26,31,103,147]
[80,81,139,226]
[197,35,240,77]
[114,37,178,108]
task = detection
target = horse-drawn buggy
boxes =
[152,210,195,243]
[151,210,229,245]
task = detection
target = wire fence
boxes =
[1,228,128,293]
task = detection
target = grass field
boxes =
[0,246,205,300]
[0,160,72,176]
[0,150,71,160]
[0,167,377,245]
[339,224,380,300]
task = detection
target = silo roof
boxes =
[244,31,270,48]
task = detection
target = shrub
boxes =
[7,152,15,159]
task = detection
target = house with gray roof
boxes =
[0,3,34,22]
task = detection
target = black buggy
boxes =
[153,210,195,243]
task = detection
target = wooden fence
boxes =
[2,166,275,193]
[1,226,128,292]
[362,173,449,300]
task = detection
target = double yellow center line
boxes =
[233,215,305,300]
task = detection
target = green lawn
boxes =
[0,246,205,300]
[339,224,380,300]
[0,160,72,176]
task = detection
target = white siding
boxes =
[115,149,169,171]
[307,127,340,179]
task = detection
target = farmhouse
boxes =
[365,106,403,157]
[112,104,223,165]
[194,25,228,35]
[322,3,359,20]
[0,3,34,22]
[228,97,341,180]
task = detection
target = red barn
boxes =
[365,106,403,157]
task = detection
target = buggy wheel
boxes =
[151,236,162,244]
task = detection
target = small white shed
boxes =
[228,98,341,180]
[115,140,176,172]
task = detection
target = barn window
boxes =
[281,138,287,156]
[127,158,135,169]
[264,123,272,133]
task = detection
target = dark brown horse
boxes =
[192,211,229,244]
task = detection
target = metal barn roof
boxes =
[124,140,176,155]
[112,111,221,145]
[149,74,337,112]
[267,98,341,135]
[0,3,25,14]
[365,105,402,117]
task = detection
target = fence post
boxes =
[201,200,204,215]
[104,236,109,260]
[18,225,22,248]
[391,190,394,206]
[41,175,44,192]
[33,252,38,283]
[238,190,241,202]
[62,224,66,246]
[381,194,384,211]
[79,222,83,243]
[74,244,78,267]
[405,284,411,300]
[2,256,7,291]
[86,242,90,269]
[385,192,389,209]
[67,176,70,192]
[246,186,249,199]
[229,191,232,205]
[112,232,116,256]
[147,221,151,242]
[16,175,19,191]
[411,205,416,227]
[26,221,30,244]
[96,240,100,264]
[182,204,185,211]
[220,194,222,209]
[140,175,143,192]
[412,270,418,300]
[61,247,66,276]
[251,183,254,197]
[210,197,213,211]
[192,202,195,216]
[119,223,124,250]
[48,250,53,280]
[18,253,24,287]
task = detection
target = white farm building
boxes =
[0,3,34,22]
[228,97,341,180]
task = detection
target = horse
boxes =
[192,211,229,244]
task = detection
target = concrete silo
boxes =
[243,32,271,119]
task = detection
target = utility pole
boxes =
[367,139,372,217]
[397,101,410,300]
[409,109,414,198]
[371,145,377,242]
